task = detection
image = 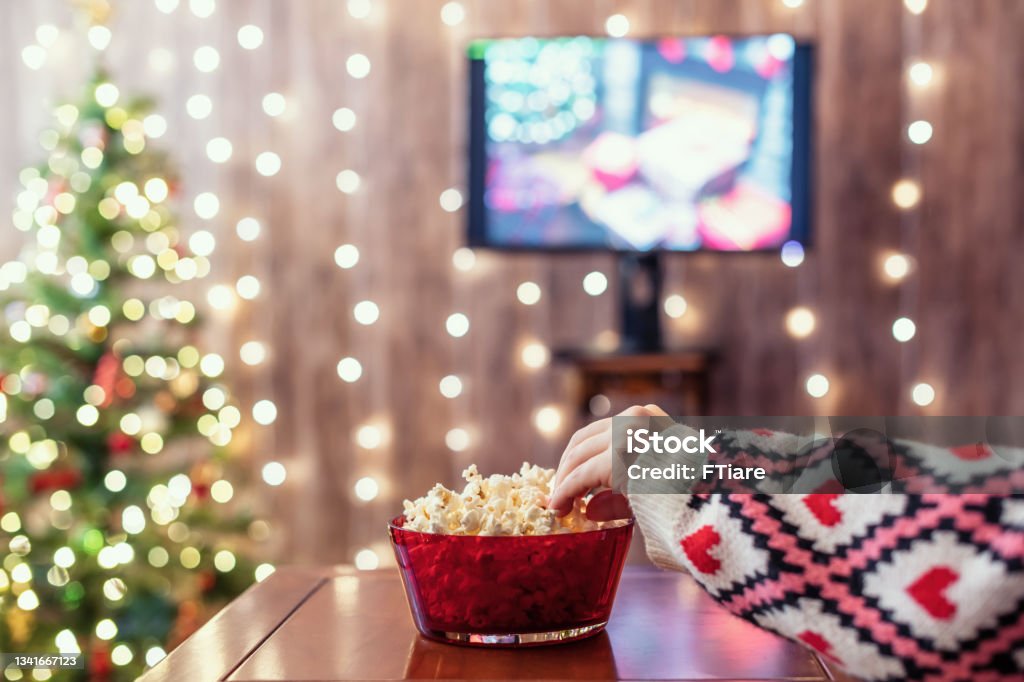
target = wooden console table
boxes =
[141,565,855,681]
[562,350,715,417]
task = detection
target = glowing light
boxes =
[534,406,563,435]
[193,46,220,72]
[908,120,933,144]
[439,375,462,398]
[785,307,816,338]
[446,313,470,337]
[605,14,629,37]
[237,24,264,49]
[236,217,261,241]
[904,0,927,14]
[207,284,236,310]
[354,477,379,501]
[356,424,382,449]
[253,399,278,425]
[908,61,933,87]
[144,177,169,202]
[334,244,360,269]
[337,357,363,383]
[54,547,76,568]
[440,2,465,26]
[18,589,40,610]
[255,151,282,176]
[95,82,120,107]
[781,0,804,7]
[806,374,830,398]
[445,427,470,451]
[255,563,276,582]
[521,341,549,369]
[516,281,541,305]
[186,94,213,120]
[781,240,805,267]
[77,404,99,426]
[355,548,379,570]
[883,253,911,281]
[240,341,267,365]
[22,45,46,70]
[912,382,935,406]
[347,0,371,18]
[105,470,127,492]
[96,619,118,641]
[583,271,608,296]
[262,461,287,486]
[140,433,164,454]
[353,300,380,325]
[122,505,146,534]
[111,645,133,666]
[145,647,167,667]
[88,25,112,50]
[206,137,233,163]
[892,317,917,342]
[36,24,59,47]
[439,188,463,212]
[664,294,688,318]
[190,0,215,17]
[346,54,371,78]
[236,275,261,299]
[199,353,225,377]
[214,550,236,572]
[892,179,921,209]
[332,107,357,132]
[210,479,234,503]
[262,92,287,117]
[336,169,361,194]
[452,247,476,272]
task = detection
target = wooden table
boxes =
[141,566,855,681]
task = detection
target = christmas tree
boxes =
[0,71,265,680]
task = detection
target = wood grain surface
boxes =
[1,1,1022,565]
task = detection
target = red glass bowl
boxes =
[388,515,633,646]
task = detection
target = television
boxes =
[467,35,813,253]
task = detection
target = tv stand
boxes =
[617,253,663,353]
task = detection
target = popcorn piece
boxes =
[402,462,601,535]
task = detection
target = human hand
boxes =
[548,404,669,520]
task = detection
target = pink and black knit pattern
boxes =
[629,431,1024,681]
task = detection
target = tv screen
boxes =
[468,35,813,252]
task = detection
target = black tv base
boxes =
[617,252,663,353]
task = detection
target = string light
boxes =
[346,54,371,79]
[883,253,912,281]
[583,271,608,296]
[239,341,267,365]
[781,0,804,7]
[446,313,470,337]
[907,120,933,144]
[781,240,805,267]
[904,0,927,14]
[911,382,935,406]
[193,46,220,73]
[516,281,541,305]
[186,94,213,120]
[805,373,830,398]
[445,427,470,452]
[87,25,112,51]
[892,179,921,209]
[22,45,47,70]
[336,170,361,194]
[207,284,236,310]
[334,244,360,269]
[337,357,363,382]
[354,477,379,501]
[520,341,549,369]
[785,307,816,338]
[155,0,179,14]
[189,0,215,18]
[353,300,379,325]
[354,548,379,570]
[262,92,287,117]
[439,375,462,398]
[255,151,281,176]
[332,107,357,132]
[236,275,261,299]
[252,399,278,425]
[664,294,688,319]
[236,217,261,241]
[206,137,233,163]
[534,405,563,435]
[356,424,382,449]
[255,563,276,582]
[440,2,465,26]
[605,14,629,37]
[193,193,220,220]
[439,188,463,212]
[892,317,916,342]
[95,83,120,107]
[452,247,475,272]
[145,647,167,667]
[347,0,371,19]
[237,25,264,50]
[262,461,287,486]
[908,61,933,87]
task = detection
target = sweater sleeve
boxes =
[626,428,1024,682]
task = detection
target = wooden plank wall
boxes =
[1,0,1022,564]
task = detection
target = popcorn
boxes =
[402,462,600,535]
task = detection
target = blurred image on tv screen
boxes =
[473,35,804,251]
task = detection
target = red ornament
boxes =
[107,432,135,457]
[198,570,216,592]
[29,468,83,494]
[92,353,120,407]
[89,642,113,680]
